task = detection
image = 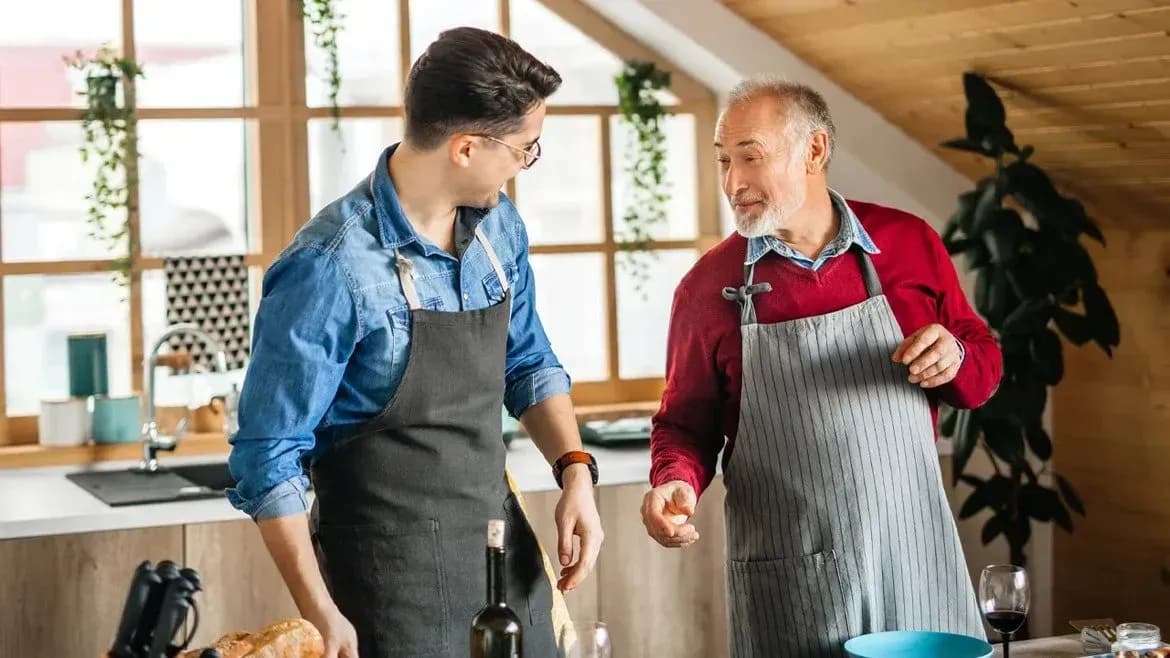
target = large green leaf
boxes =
[1005,160,1063,220]
[1002,299,1052,335]
[1030,328,1064,385]
[1052,307,1093,346]
[1006,512,1032,548]
[981,514,1006,545]
[954,186,984,234]
[971,177,1003,237]
[1021,483,1054,521]
[1024,422,1053,461]
[1056,474,1086,516]
[961,72,1019,155]
[939,406,958,437]
[952,409,980,484]
[985,266,1016,327]
[1053,499,1074,532]
[982,209,1027,263]
[1082,283,1120,354]
[1005,251,1048,301]
[1063,198,1106,245]
[983,420,1025,465]
[959,488,988,519]
[978,475,1014,513]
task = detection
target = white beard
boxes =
[733,185,806,239]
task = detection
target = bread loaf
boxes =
[178,618,324,658]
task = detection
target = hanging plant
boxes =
[614,60,672,291]
[939,72,1120,569]
[300,0,344,135]
[65,46,144,289]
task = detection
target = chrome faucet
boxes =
[137,323,229,473]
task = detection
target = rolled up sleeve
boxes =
[226,246,359,520]
[501,223,571,418]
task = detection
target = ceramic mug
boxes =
[92,395,143,444]
[38,398,91,446]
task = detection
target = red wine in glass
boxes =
[979,565,1030,658]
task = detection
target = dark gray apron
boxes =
[721,246,985,658]
[310,193,556,657]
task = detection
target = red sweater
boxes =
[650,200,1003,498]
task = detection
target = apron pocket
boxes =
[727,550,852,658]
[316,519,448,657]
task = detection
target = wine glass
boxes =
[558,621,612,658]
[979,565,1030,658]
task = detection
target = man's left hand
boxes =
[554,464,604,592]
[892,323,963,388]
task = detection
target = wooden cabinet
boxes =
[0,482,731,657]
[522,479,729,658]
[184,519,300,647]
[596,479,729,658]
[0,526,183,657]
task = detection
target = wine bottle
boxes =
[470,519,523,658]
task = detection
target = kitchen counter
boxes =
[0,438,654,540]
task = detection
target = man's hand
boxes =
[893,323,963,388]
[303,602,359,658]
[554,464,604,592]
[641,480,700,549]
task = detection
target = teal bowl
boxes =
[844,631,993,658]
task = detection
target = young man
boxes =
[228,28,603,658]
[642,77,1002,657]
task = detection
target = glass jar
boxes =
[1111,622,1162,652]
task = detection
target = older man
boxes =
[641,77,1003,657]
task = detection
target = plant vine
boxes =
[65,45,144,289]
[300,0,344,135]
[614,60,672,292]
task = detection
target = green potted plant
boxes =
[300,0,344,135]
[938,72,1119,568]
[613,60,671,291]
[65,46,144,289]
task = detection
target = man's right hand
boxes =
[304,602,359,658]
[257,514,358,658]
[640,480,700,548]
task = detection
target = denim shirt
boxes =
[226,145,571,520]
[746,188,880,269]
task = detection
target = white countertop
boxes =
[0,439,654,541]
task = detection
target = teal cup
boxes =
[92,395,142,444]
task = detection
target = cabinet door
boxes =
[0,526,183,657]
[597,478,729,658]
[184,518,300,646]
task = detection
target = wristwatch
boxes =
[553,451,598,489]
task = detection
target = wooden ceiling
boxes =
[719,0,1170,230]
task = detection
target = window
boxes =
[0,0,715,447]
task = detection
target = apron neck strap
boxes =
[855,246,883,298]
[475,225,510,295]
[373,171,511,310]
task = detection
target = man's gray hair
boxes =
[726,75,836,169]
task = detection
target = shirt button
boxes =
[463,293,469,301]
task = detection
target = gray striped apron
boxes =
[721,246,985,658]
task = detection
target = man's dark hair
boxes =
[403,27,562,150]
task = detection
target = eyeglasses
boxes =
[475,134,542,169]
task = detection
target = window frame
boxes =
[0,0,719,447]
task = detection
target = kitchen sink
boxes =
[66,461,237,507]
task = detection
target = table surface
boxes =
[994,634,1097,657]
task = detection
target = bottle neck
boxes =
[486,546,506,606]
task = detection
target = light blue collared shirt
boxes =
[746,188,881,269]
